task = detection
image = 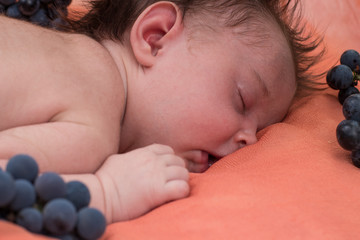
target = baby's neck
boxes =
[100,40,131,101]
[100,39,142,152]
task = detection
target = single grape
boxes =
[18,0,40,16]
[29,8,50,26]
[341,49,360,74]
[343,93,360,122]
[43,198,77,235]
[336,120,360,151]
[10,179,36,211]
[16,208,43,233]
[35,172,66,202]
[65,181,91,211]
[338,86,360,105]
[76,207,106,240]
[0,169,16,207]
[6,3,23,19]
[0,0,15,6]
[326,64,354,90]
[6,154,39,182]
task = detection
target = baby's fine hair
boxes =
[66,0,325,95]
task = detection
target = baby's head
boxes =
[69,0,323,172]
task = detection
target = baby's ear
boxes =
[130,2,183,67]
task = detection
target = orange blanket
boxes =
[2,0,360,239]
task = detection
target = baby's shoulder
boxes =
[68,33,123,90]
[65,33,126,111]
[0,18,125,129]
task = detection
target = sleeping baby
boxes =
[0,0,323,223]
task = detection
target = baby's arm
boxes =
[0,122,189,223]
[0,121,117,173]
[0,126,189,223]
[62,144,190,223]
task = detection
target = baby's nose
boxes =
[233,128,258,148]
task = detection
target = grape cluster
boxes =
[327,49,360,168]
[0,0,71,28]
[0,154,106,240]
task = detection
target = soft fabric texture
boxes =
[2,0,360,239]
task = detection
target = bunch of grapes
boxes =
[0,154,106,240]
[0,0,71,28]
[326,49,360,168]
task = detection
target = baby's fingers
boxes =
[163,164,189,200]
[164,155,186,168]
[164,180,190,200]
[165,165,189,182]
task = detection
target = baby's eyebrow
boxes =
[253,70,270,97]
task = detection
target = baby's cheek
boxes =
[199,118,239,143]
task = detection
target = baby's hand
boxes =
[95,144,189,223]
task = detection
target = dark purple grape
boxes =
[0,0,15,6]
[341,49,360,74]
[0,3,6,13]
[16,208,43,233]
[29,8,50,26]
[65,181,91,211]
[10,179,36,211]
[352,149,360,168]
[18,0,40,16]
[76,207,106,240]
[326,64,354,90]
[338,86,360,105]
[6,154,39,182]
[35,172,66,202]
[43,198,77,235]
[343,93,360,122]
[6,3,23,19]
[0,169,15,207]
[0,207,10,220]
[336,120,360,151]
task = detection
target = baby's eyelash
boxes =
[237,89,246,113]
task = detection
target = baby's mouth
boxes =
[180,151,221,172]
[208,154,220,167]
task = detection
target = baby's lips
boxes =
[178,150,223,172]
[177,151,210,173]
[188,151,221,173]
[177,150,207,164]
[199,151,210,164]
